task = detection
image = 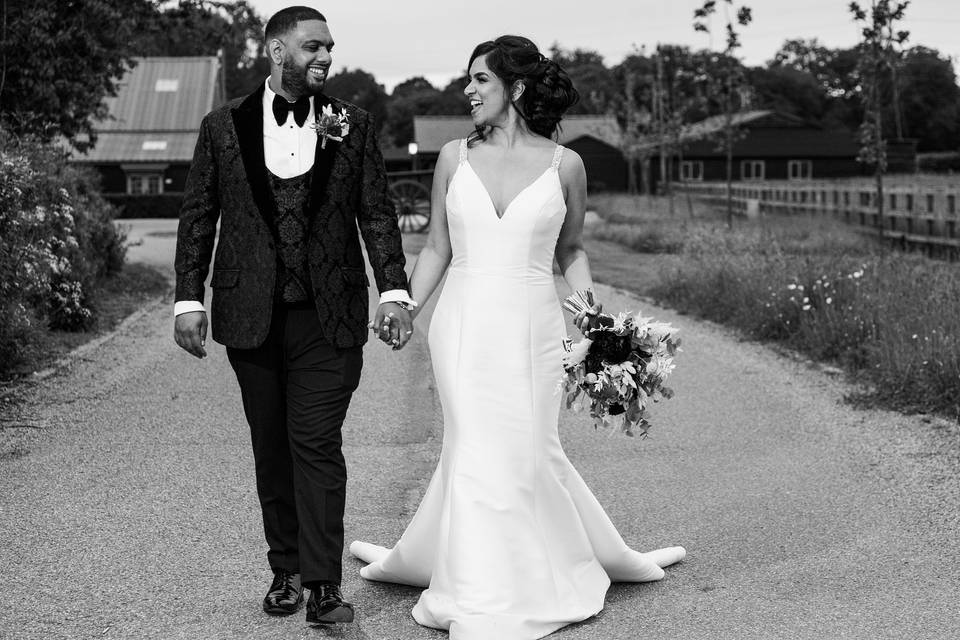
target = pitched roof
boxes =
[78,132,201,163]
[413,114,622,152]
[679,109,785,140]
[75,56,224,163]
[99,56,223,131]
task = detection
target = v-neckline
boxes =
[464,159,555,221]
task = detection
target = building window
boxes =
[740,160,765,181]
[788,160,812,180]
[127,173,163,195]
[680,160,703,181]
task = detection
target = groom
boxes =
[173,6,414,624]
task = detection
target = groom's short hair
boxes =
[265,6,327,41]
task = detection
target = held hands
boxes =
[371,302,413,350]
[174,311,208,359]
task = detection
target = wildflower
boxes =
[825,297,832,304]
[802,304,811,311]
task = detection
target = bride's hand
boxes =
[573,302,602,335]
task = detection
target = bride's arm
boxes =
[555,149,593,294]
[407,140,458,318]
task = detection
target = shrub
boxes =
[0,130,127,375]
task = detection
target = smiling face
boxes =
[271,19,333,98]
[464,54,512,127]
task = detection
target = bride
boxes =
[352,35,685,639]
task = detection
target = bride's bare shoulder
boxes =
[557,147,585,181]
[435,139,464,175]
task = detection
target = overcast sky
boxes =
[248,0,960,93]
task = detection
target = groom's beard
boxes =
[281,55,324,99]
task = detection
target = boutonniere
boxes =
[311,104,350,149]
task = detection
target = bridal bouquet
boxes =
[561,291,681,437]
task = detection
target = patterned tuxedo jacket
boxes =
[174,86,408,349]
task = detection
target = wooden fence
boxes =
[674,179,960,257]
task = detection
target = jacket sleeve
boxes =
[356,111,409,294]
[174,116,221,304]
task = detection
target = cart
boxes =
[387,169,433,233]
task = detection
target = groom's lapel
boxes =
[231,85,276,229]
[308,94,343,215]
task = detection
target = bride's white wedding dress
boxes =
[350,139,685,639]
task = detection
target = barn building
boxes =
[71,56,226,218]
[642,110,868,191]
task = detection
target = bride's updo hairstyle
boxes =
[467,35,579,144]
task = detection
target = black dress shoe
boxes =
[305,583,355,624]
[262,569,303,615]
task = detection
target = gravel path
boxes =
[1,220,957,640]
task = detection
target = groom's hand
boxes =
[174,311,208,359]
[372,303,413,350]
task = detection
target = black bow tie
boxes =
[272,94,311,127]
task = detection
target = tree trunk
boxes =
[890,74,903,141]
[724,73,735,228]
[725,121,734,228]
[876,163,885,240]
[0,0,8,106]
[626,155,638,195]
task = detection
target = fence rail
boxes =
[674,179,960,256]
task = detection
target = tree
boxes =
[325,68,388,132]
[135,0,269,99]
[549,45,617,114]
[0,0,155,150]
[898,46,960,151]
[437,74,470,114]
[383,77,443,146]
[693,0,753,227]
[850,0,910,240]
[610,51,661,195]
[747,65,828,123]
[769,39,862,130]
[651,45,707,212]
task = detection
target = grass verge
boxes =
[585,193,960,421]
[1,262,170,382]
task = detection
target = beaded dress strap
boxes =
[551,145,565,170]
[458,138,469,164]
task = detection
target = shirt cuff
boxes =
[378,289,417,308]
[174,300,206,317]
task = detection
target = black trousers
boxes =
[226,303,362,587]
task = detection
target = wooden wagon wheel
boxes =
[389,179,431,233]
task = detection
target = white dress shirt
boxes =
[174,78,414,317]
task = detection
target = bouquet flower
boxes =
[311,104,350,149]
[561,290,681,437]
